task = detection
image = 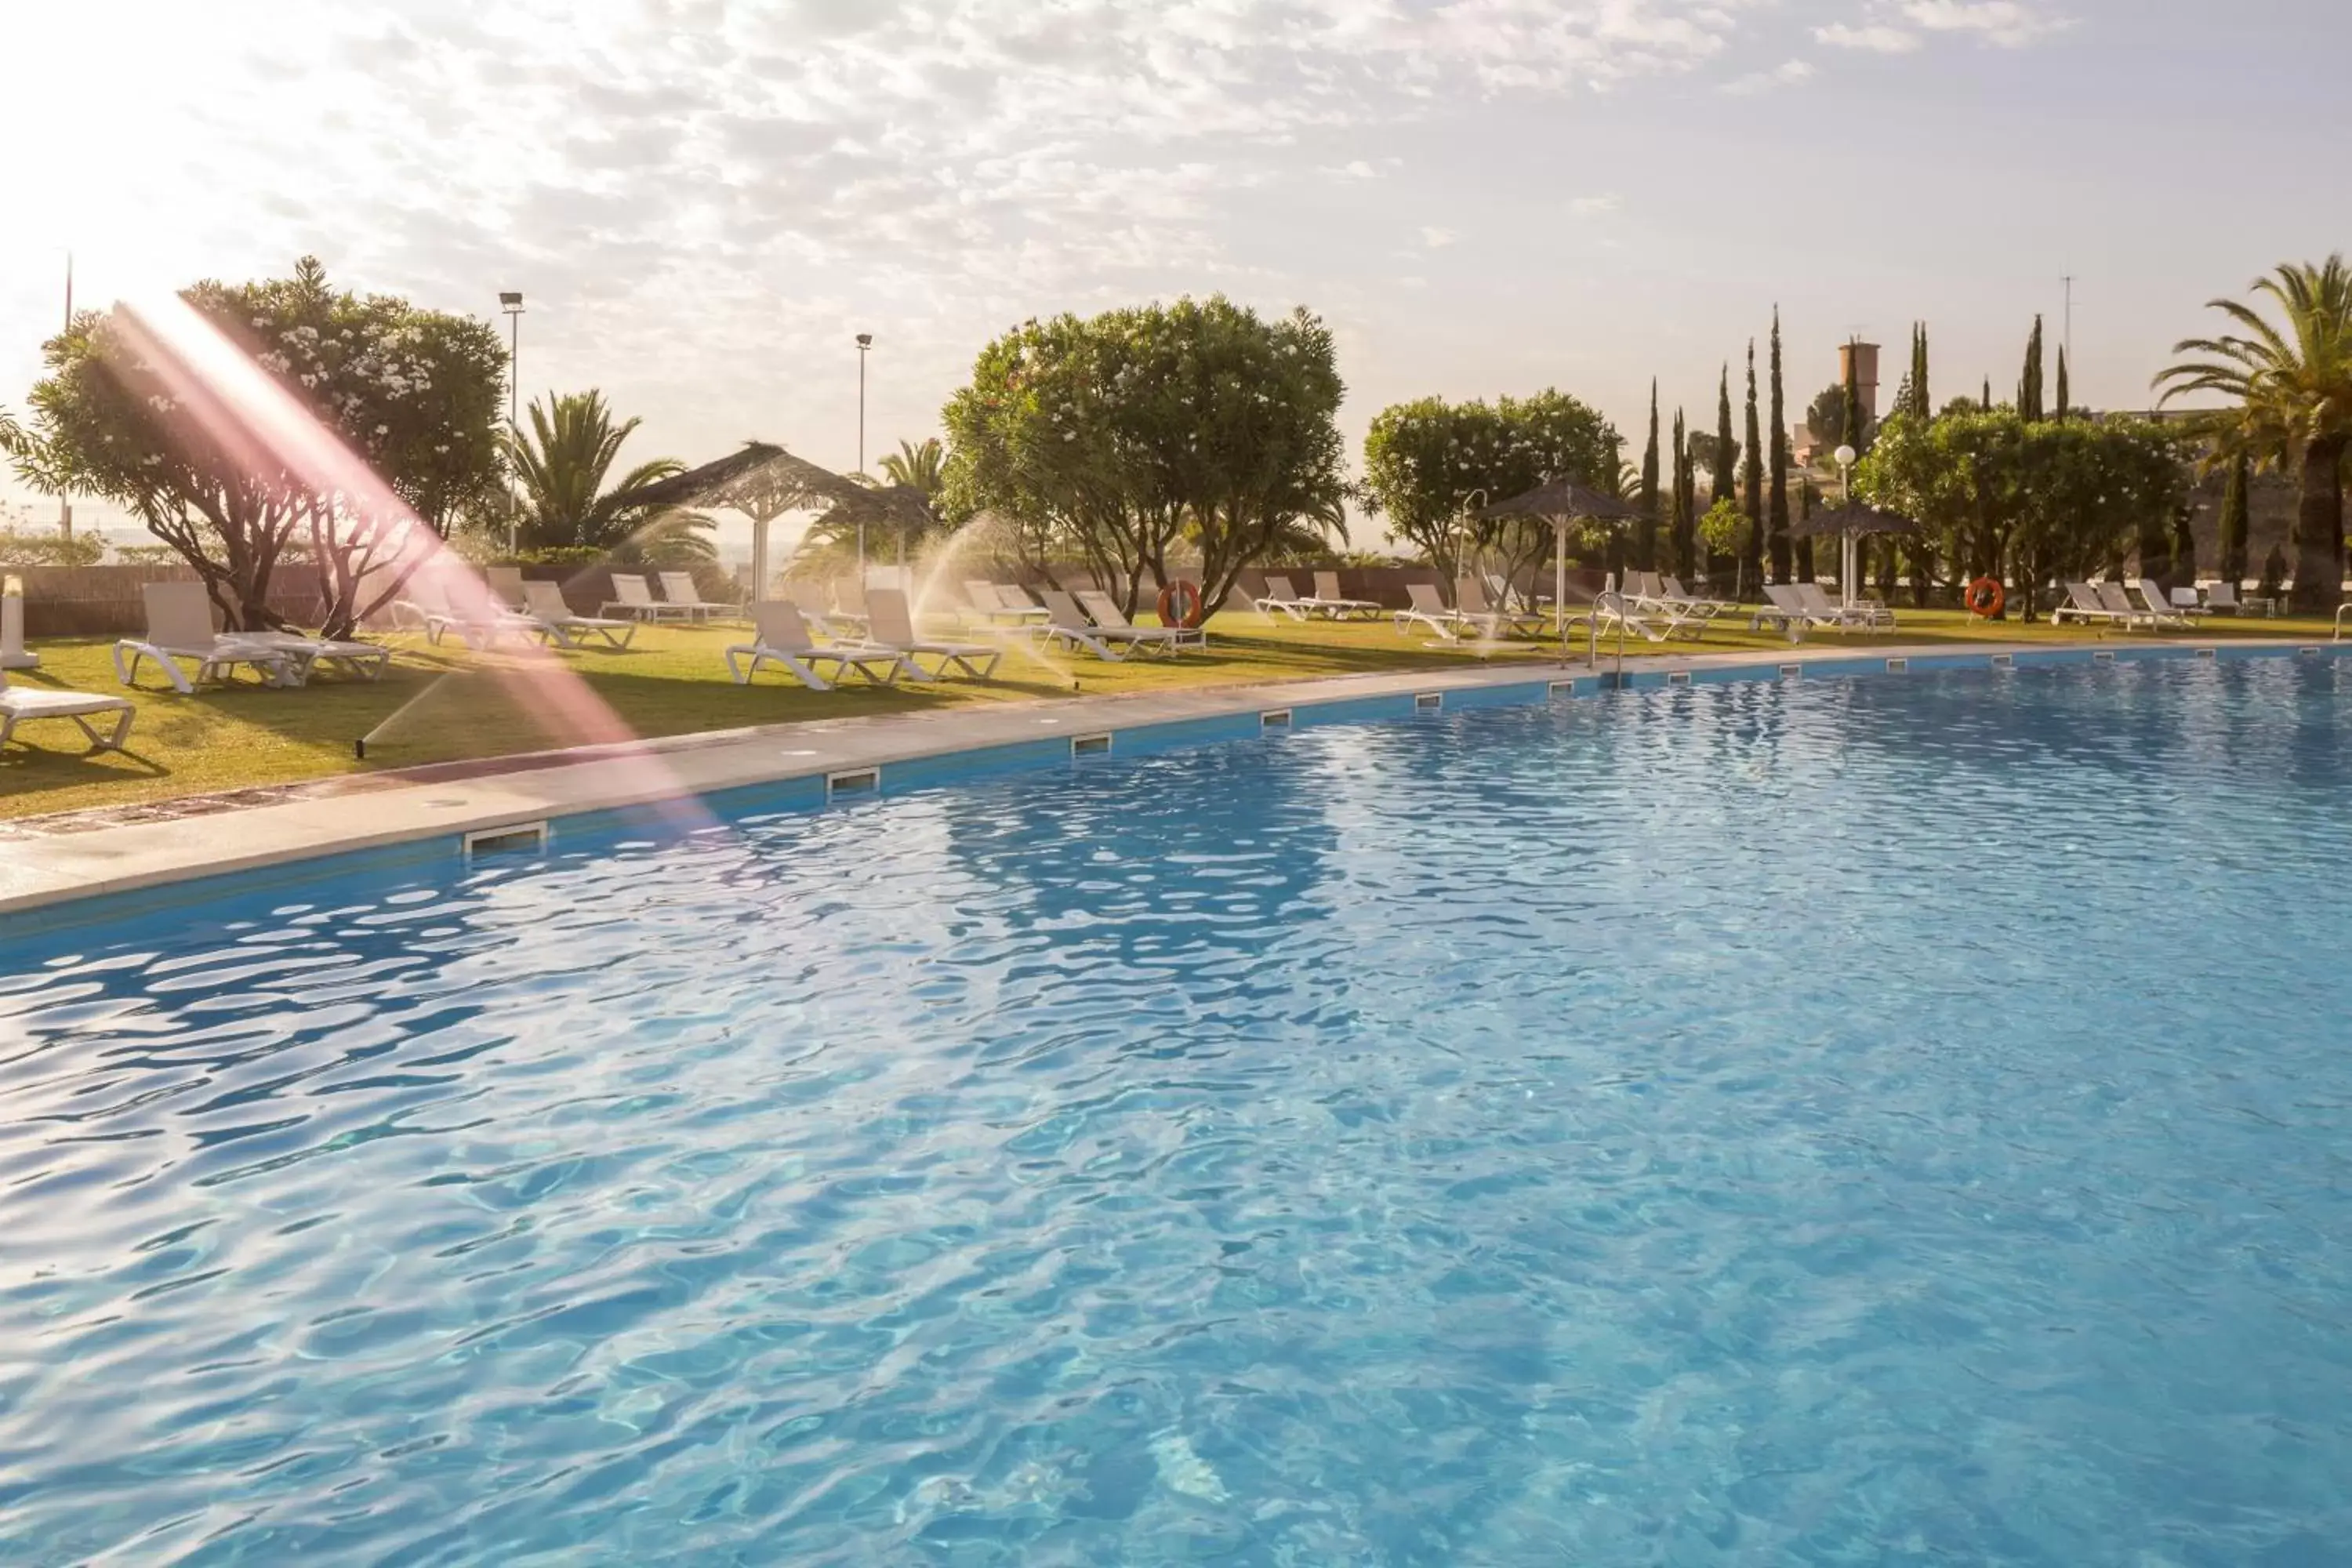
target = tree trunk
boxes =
[2289,435,2346,615]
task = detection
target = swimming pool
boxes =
[4,655,2349,1563]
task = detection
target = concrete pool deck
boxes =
[1,635,2336,917]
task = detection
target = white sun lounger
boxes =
[2135,579,2199,630]
[1076,588,1200,652]
[111,582,297,692]
[1,669,136,750]
[864,589,1004,680]
[1562,591,1675,643]
[1659,575,1737,616]
[1035,589,1165,660]
[2052,582,2130,626]
[395,574,543,648]
[1454,575,1548,637]
[963,580,1051,626]
[523,579,637,649]
[659,571,739,622]
[1394,581,1475,641]
[1796,580,1894,630]
[485,564,528,608]
[1750,583,1837,641]
[725,601,913,689]
[1250,574,1314,622]
[2204,582,2243,615]
[601,574,691,622]
[786,579,867,639]
[230,630,393,683]
[1302,571,1382,620]
[1486,572,1548,616]
[2089,581,2165,630]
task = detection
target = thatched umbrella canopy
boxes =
[628,441,866,520]
[1786,500,1922,540]
[1478,478,1646,669]
[1790,500,1918,611]
[1477,477,1644,525]
[629,442,937,590]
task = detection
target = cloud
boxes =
[1899,0,2072,45]
[1722,58,1817,94]
[0,0,2086,517]
[1421,227,1459,249]
[1814,22,1921,51]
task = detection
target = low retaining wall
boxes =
[13,563,739,635]
[13,565,329,638]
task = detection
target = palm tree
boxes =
[2158,256,2352,612]
[878,437,946,500]
[504,390,708,559]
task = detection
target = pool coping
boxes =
[2,635,2340,920]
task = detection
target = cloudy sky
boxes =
[2,0,2344,543]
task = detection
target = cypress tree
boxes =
[1712,365,1736,520]
[2219,449,2251,588]
[1637,380,1661,574]
[1982,375,1992,411]
[1768,307,1790,584]
[1741,341,1764,597]
[2053,346,2070,422]
[2019,314,2045,421]
[1670,408,1692,579]
[1904,324,1934,603]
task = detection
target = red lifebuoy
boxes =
[1156,579,1205,629]
[1965,576,2005,619]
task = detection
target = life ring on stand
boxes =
[1157,579,1205,629]
[1965,576,2005,619]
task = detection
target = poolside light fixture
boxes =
[1833,443,1858,609]
[500,291,526,553]
[855,332,873,583]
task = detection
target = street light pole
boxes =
[56,253,73,542]
[855,332,873,583]
[500,291,524,554]
[1833,442,1857,610]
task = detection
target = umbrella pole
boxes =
[1554,517,1566,668]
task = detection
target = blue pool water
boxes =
[4,658,2350,1564]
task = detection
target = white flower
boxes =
[374,424,390,436]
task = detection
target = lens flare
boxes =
[115,290,716,834]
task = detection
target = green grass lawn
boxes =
[2,606,2336,821]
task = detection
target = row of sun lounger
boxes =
[2051,579,2201,630]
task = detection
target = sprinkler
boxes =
[354,739,368,760]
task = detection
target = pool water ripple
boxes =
[2,659,2350,1563]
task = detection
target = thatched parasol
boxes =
[1788,499,1919,610]
[1478,478,1646,669]
[1478,477,1645,527]
[1784,500,1922,540]
[629,442,935,590]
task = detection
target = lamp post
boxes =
[500,291,524,554]
[855,332,873,582]
[1833,442,1857,609]
[56,254,73,543]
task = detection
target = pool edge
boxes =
[2,637,2339,927]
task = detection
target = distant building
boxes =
[1791,339,1879,467]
